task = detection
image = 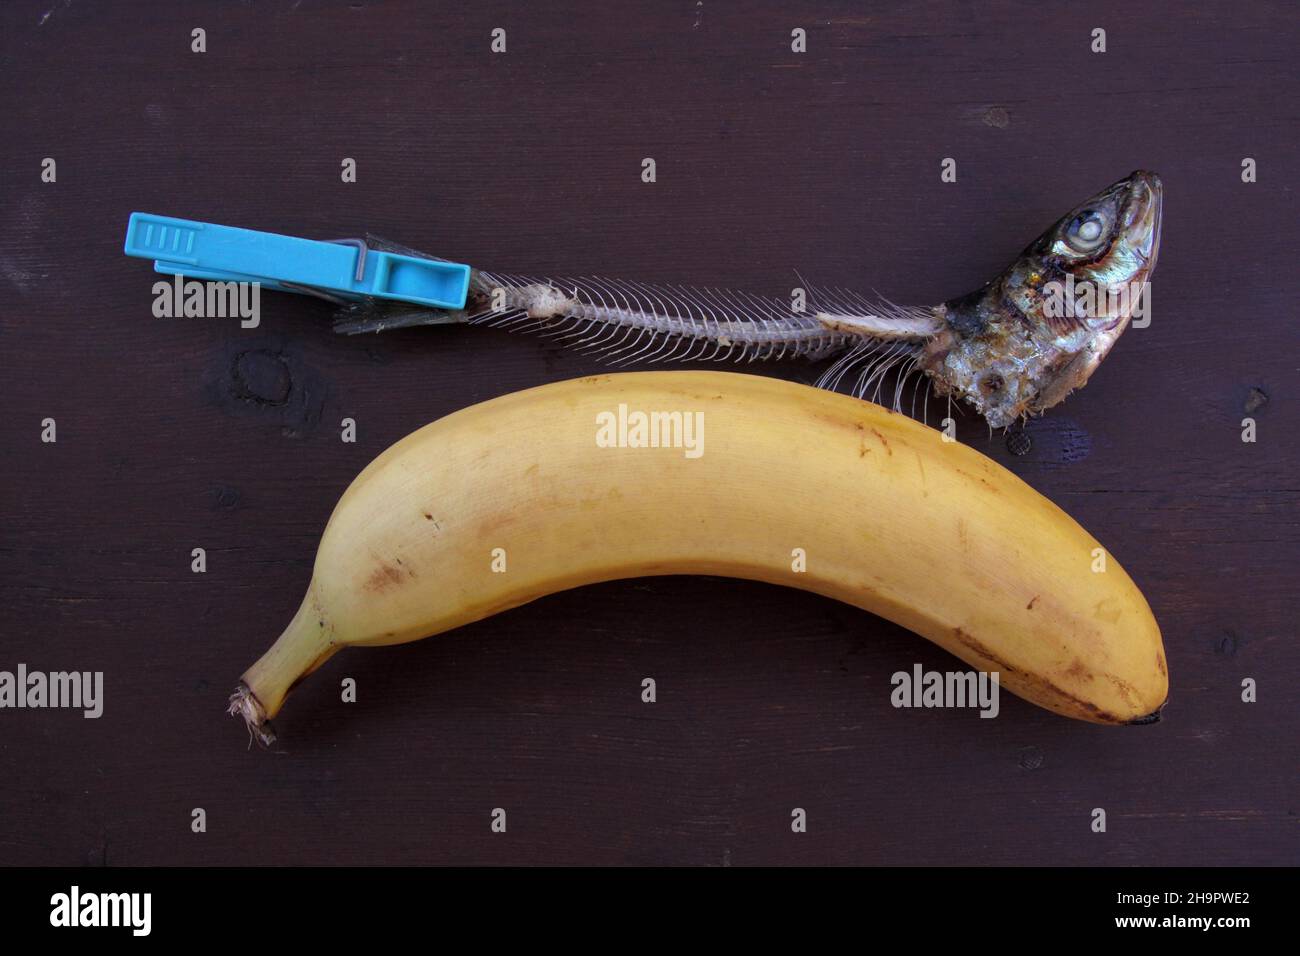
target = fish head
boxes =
[928,170,1163,428]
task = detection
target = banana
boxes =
[231,371,1167,742]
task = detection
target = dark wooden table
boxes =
[2,1,1295,866]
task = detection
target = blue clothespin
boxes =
[123,212,471,310]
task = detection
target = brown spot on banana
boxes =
[946,627,1118,723]
[364,561,406,593]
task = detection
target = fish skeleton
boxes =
[336,171,1163,429]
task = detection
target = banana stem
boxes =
[230,585,339,746]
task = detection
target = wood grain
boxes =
[0,0,1295,866]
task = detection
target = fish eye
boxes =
[1065,210,1109,253]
